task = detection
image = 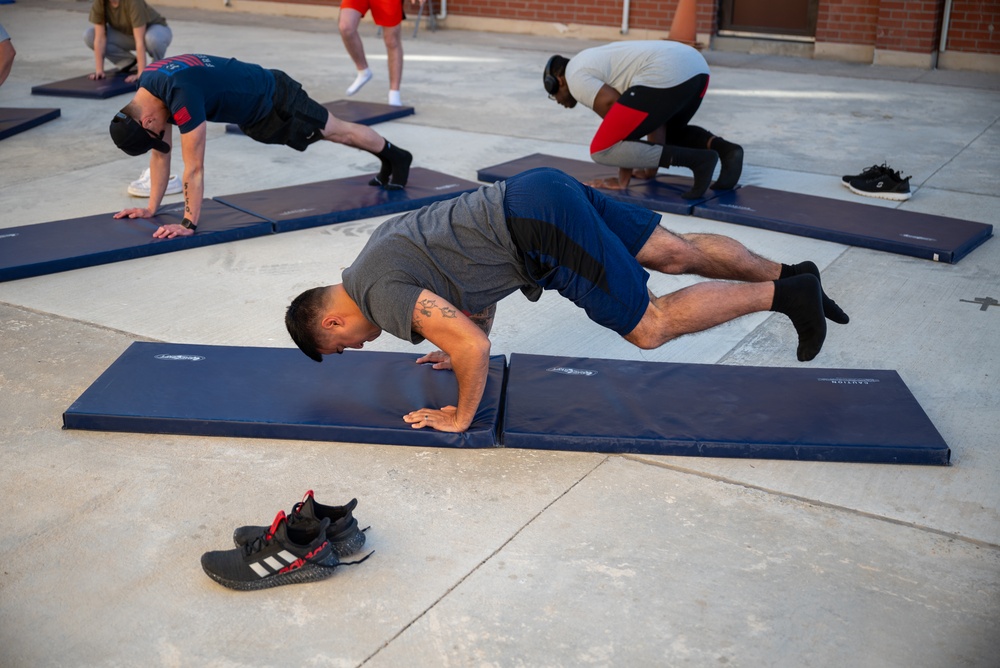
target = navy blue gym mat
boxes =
[0,200,271,282]
[31,69,137,99]
[693,186,993,264]
[501,353,950,465]
[63,343,505,447]
[215,167,481,233]
[476,153,724,215]
[225,99,414,134]
[0,107,60,140]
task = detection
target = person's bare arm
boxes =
[89,23,107,79]
[125,24,147,83]
[415,303,495,370]
[591,84,621,119]
[403,291,492,432]
[153,123,206,238]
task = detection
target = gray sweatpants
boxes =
[84,23,172,68]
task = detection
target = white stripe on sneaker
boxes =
[251,550,302,578]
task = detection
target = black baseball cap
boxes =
[109,111,170,155]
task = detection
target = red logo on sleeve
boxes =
[173,107,192,126]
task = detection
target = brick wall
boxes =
[262,0,994,59]
[815,0,878,44]
[444,0,715,35]
[874,0,943,53]
[945,0,1000,54]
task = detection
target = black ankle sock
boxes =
[368,141,394,187]
[370,141,412,190]
[771,275,827,362]
[780,261,850,324]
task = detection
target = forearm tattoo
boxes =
[412,296,458,335]
[467,304,496,336]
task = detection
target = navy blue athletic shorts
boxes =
[503,167,660,336]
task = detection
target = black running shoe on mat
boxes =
[232,490,366,557]
[841,163,888,186]
[202,511,340,591]
[848,168,912,201]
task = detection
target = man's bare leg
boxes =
[637,227,849,323]
[339,8,373,95]
[383,24,403,105]
[630,227,829,360]
[637,227,780,282]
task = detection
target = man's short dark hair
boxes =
[543,55,569,95]
[285,287,329,362]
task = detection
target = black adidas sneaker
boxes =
[202,511,341,591]
[232,490,366,557]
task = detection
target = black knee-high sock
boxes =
[674,125,715,149]
[780,261,850,324]
[771,274,827,362]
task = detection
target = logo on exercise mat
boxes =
[434,183,460,191]
[279,208,317,217]
[718,203,755,212]
[900,233,936,242]
[154,354,205,362]
[817,377,880,385]
[0,232,18,239]
[547,367,598,377]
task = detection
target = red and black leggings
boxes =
[590,73,711,168]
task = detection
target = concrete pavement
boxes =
[0,2,998,666]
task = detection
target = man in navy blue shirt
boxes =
[110,54,413,238]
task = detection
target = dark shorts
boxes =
[239,70,328,152]
[503,167,660,336]
[591,74,710,154]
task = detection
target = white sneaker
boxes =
[127,168,182,197]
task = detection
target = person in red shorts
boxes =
[339,0,426,107]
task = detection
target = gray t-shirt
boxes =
[342,180,536,344]
[566,40,710,110]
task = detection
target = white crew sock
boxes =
[346,68,373,96]
[388,89,402,106]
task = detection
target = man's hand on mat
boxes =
[88,71,107,80]
[415,350,452,370]
[152,223,194,239]
[114,206,152,220]
[632,167,658,180]
[403,406,460,431]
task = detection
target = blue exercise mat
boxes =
[31,69,137,99]
[476,153,724,215]
[225,99,414,134]
[0,107,60,140]
[501,353,950,465]
[214,167,482,233]
[63,343,505,448]
[693,185,993,264]
[0,200,271,282]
